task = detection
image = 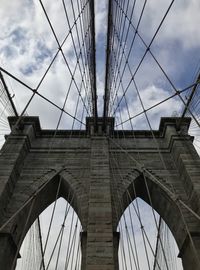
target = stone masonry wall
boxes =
[0,116,200,269]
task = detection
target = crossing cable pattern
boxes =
[13,54,89,268]
[108,126,181,270]
[1,30,90,267]
[0,0,98,143]
[16,218,45,270]
[103,6,200,267]
[14,103,86,269]
[0,72,17,144]
[38,0,97,123]
[153,217,179,270]
[0,1,95,268]
[0,1,200,269]
[181,72,200,153]
[108,126,200,269]
[16,198,82,270]
[103,0,200,131]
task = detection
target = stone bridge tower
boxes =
[0,116,200,269]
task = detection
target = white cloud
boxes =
[95,0,108,40]
[0,0,94,132]
[137,0,200,50]
[115,84,182,130]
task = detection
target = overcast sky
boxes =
[0,0,199,130]
[1,0,200,269]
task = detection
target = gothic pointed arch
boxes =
[117,171,187,250]
[3,167,87,249]
[114,168,200,269]
[16,196,82,270]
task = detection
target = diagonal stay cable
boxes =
[38,178,62,270]
[113,0,200,130]
[107,1,126,117]
[50,24,93,130]
[107,48,135,130]
[36,0,90,92]
[104,0,123,118]
[114,19,200,130]
[108,34,138,125]
[110,132,200,268]
[0,67,85,127]
[108,0,137,117]
[88,0,98,119]
[38,31,90,265]
[115,82,199,127]
[109,136,200,224]
[0,1,90,131]
[110,0,127,83]
[109,119,155,269]
[104,0,113,118]
[73,0,94,115]
[110,0,147,109]
[79,0,97,119]
[112,0,175,114]
[0,0,89,132]
[80,1,94,115]
[104,0,135,118]
[109,142,162,270]
[111,107,165,269]
[62,0,92,116]
[114,0,200,130]
[38,78,87,267]
[39,0,90,116]
[0,72,18,117]
[108,0,147,115]
[76,0,92,107]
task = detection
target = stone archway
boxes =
[16,197,82,270]
[0,169,84,270]
[117,196,183,269]
[116,172,200,270]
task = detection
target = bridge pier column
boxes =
[83,137,118,270]
[0,233,19,270]
[0,121,35,270]
[179,233,200,270]
[81,232,87,270]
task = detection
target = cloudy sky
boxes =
[107,0,200,131]
[0,0,108,131]
[0,0,199,130]
[0,0,200,269]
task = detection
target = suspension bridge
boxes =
[0,0,200,269]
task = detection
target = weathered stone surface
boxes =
[0,116,200,269]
